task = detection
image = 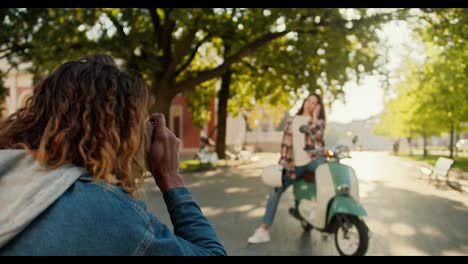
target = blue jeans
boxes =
[262,157,326,226]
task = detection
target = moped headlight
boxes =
[337,184,350,194]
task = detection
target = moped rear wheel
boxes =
[334,215,369,256]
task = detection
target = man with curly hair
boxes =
[0,54,226,256]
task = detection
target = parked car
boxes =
[456,139,468,151]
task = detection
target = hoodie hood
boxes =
[0,149,88,248]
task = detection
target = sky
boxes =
[327,75,386,124]
[327,20,416,124]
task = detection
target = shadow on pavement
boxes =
[139,157,468,256]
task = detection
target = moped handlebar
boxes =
[305,147,351,160]
[299,125,350,159]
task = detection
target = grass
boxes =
[179,159,215,172]
[398,154,468,172]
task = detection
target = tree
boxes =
[2,8,406,119]
[2,8,410,160]
[375,59,452,157]
[416,8,468,158]
[376,8,467,158]
[0,9,50,118]
[183,8,407,158]
[246,102,287,131]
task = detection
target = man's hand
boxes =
[145,113,184,192]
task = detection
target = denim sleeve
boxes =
[143,187,227,256]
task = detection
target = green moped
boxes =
[291,116,369,256]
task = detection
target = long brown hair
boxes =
[0,54,149,195]
[296,93,326,121]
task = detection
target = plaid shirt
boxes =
[278,116,326,179]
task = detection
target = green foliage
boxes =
[2,8,408,125]
[245,101,288,130]
[375,8,468,140]
[195,8,402,124]
[184,78,217,128]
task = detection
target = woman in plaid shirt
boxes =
[248,93,327,244]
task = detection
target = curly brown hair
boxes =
[0,54,149,195]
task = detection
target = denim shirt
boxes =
[0,177,227,256]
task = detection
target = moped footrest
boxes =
[288,207,301,220]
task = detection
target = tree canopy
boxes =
[375,8,467,157]
[1,8,406,120]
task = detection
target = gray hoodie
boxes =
[0,149,88,248]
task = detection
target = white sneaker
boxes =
[248,228,271,244]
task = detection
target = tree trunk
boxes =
[407,137,413,156]
[241,113,248,149]
[216,69,232,159]
[393,139,400,154]
[449,124,455,159]
[149,83,175,125]
[422,135,428,157]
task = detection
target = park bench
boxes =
[420,157,454,183]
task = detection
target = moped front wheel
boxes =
[334,215,369,256]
